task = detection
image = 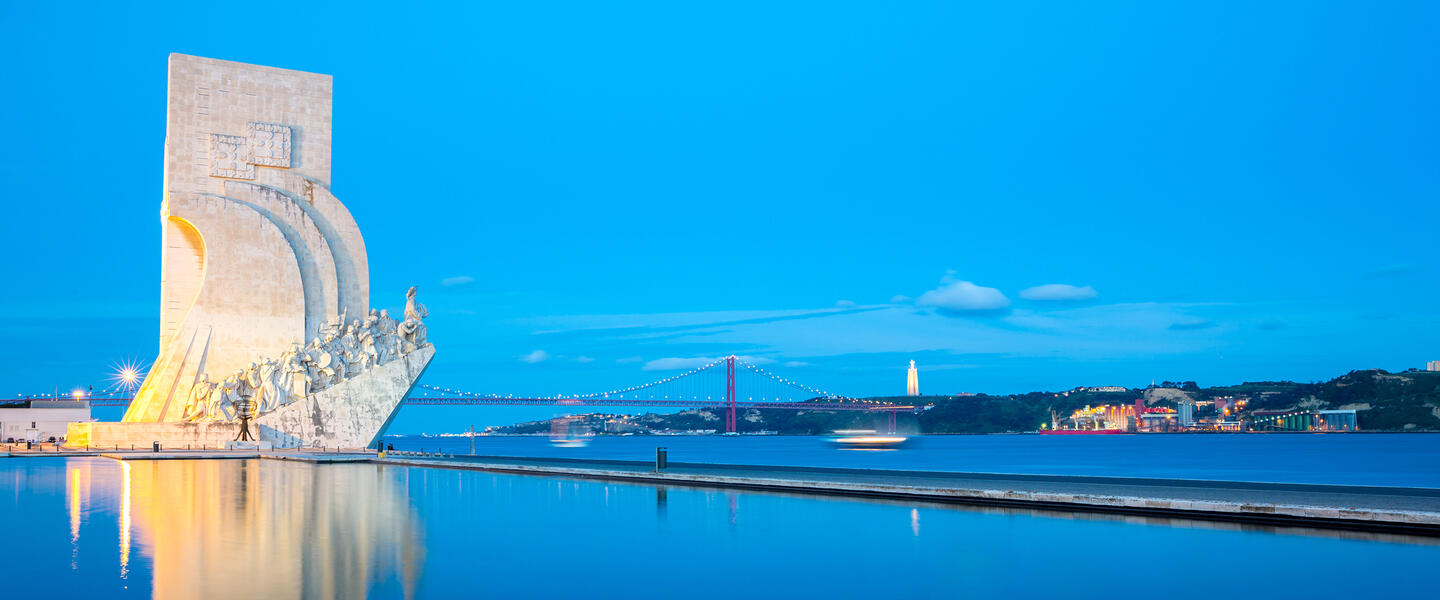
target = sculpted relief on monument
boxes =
[180,292,429,424]
[246,121,292,168]
[208,133,255,179]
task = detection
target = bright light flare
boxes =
[105,359,149,395]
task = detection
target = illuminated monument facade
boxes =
[68,54,433,449]
[906,360,919,397]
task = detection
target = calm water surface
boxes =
[4,456,1436,599]
[387,433,1440,487]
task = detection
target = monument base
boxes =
[222,440,273,450]
[65,421,246,450]
[66,344,433,451]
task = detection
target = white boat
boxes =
[828,431,908,448]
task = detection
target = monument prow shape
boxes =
[69,54,430,449]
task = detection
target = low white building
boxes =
[1428,361,1440,372]
[1,401,92,443]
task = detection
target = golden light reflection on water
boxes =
[65,458,424,599]
[120,460,131,578]
[69,468,81,543]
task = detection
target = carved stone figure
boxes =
[183,374,216,421]
[217,372,243,421]
[377,309,399,362]
[397,286,429,352]
[283,346,312,399]
[256,357,285,413]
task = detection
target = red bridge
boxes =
[6,356,916,433]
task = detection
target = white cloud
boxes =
[519,350,550,363]
[916,280,1010,314]
[643,355,775,371]
[616,356,643,364]
[889,295,912,304]
[835,300,858,308]
[782,361,811,368]
[441,275,476,287]
[1020,284,1098,302]
[576,356,595,363]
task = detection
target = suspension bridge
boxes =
[3,356,917,433]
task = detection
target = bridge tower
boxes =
[725,355,736,433]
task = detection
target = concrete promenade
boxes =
[375,453,1440,536]
[8,448,1439,535]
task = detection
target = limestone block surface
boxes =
[258,345,433,449]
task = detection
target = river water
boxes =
[3,455,1437,599]
[385,433,1440,487]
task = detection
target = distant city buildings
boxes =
[906,360,919,397]
[1048,398,1354,433]
[1428,361,1440,372]
[1178,402,1195,426]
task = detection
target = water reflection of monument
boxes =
[66,459,424,599]
[68,54,433,449]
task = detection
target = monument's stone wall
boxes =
[258,345,433,449]
[125,54,372,424]
[66,421,244,449]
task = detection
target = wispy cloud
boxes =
[519,349,551,363]
[508,300,1245,370]
[441,275,476,287]
[1019,284,1097,302]
[575,356,595,363]
[529,306,884,338]
[834,300,857,308]
[783,360,811,368]
[1364,264,1416,279]
[889,295,912,304]
[1168,319,1216,331]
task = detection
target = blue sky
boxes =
[2,2,1437,431]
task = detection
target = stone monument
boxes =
[67,54,433,449]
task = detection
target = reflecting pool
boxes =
[3,457,1437,598]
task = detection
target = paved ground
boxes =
[9,448,1438,534]
[374,453,1440,534]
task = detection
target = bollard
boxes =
[153,441,160,453]
[655,447,668,471]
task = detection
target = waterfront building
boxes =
[1178,402,1195,426]
[1141,410,1178,432]
[1,401,91,442]
[1428,361,1440,372]
[1253,409,1358,432]
[906,360,919,396]
[1316,409,1359,431]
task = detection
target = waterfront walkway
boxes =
[376,453,1440,535]
[8,448,1439,535]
